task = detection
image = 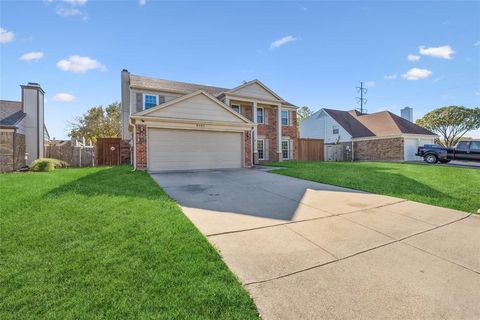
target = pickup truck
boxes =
[416,140,480,164]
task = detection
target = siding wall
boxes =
[231,82,278,101]
[300,110,352,143]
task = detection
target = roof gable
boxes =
[227,80,283,101]
[323,109,375,138]
[134,90,252,124]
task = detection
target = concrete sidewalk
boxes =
[151,169,480,319]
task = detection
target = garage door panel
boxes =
[148,129,242,171]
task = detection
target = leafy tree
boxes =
[297,106,314,123]
[416,106,480,147]
[69,102,121,142]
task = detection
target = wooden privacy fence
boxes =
[96,138,131,166]
[297,138,324,161]
[44,139,95,167]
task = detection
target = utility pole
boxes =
[356,82,367,114]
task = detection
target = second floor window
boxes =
[257,107,264,124]
[333,126,339,135]
[231,104,241,113]
[144,95,157,109]
[281,110,289,125]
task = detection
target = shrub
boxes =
[29,158,68,172]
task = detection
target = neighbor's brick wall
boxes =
[354,137,404,161]
[0,131,26,172]
[135,125,147,170]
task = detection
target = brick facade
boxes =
[244,131,252,167]
[353,137,404,161]
[135,124,147,170]
[0,131,25,172]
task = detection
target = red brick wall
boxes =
[282,110,298,160]
[353,137,404,161]
[135,124,147,170]
[244,131,252,167]
[257,107,279,161]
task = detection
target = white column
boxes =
[224,96,230,107]
[277,104,282,161]
[253,101,258,154]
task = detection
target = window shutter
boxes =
[264,108,268,124]
[265,139,269,160]
[158,95,165,104]
[136,93,143,112]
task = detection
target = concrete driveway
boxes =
[151,169,480,319]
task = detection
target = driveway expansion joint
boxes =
[244,214,472,286]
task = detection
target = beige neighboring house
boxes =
[300,108,437,161]
[121,70,298,171]
[0,82,48,172]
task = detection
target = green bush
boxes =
[29,158,68,172]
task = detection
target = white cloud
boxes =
[407,54,421,62]
[138,0,146,5]
[384,74,397,80]
[56,7,83,17]
[475,90,480,96]
[57,55,106,73]
[53,93,76,102]
[419,45,455,59]
[474,41,480,47]
[364,81,375,88]
[62,0,87,5]
[402,68,433,80]
[0,27,14,43]
[270,35,298,50]
[20,51,44,62]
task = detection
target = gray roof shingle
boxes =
[323,108,435,138]
[0,100,25,126]
[130,74,228,96]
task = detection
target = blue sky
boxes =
[1,0,479,139]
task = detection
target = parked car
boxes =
[416,140,480,164]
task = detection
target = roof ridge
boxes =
[130,74,228,90]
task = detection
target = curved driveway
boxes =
[151,168,480,319]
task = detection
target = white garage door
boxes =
[147,128,243,171]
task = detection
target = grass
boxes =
[266,161,480,213]
[0,166,258,319]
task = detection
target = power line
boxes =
[356,82,367,113]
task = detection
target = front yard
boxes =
[267,161,480,213]
[0,166,257,319]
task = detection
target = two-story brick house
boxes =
[120,70,298,171]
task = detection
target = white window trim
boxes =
[282,139,290,160]
[231,104,241,113]
[143,93,158,110]
[257,139,265,160]
[332,125,340,135]
[281,110,289,126]
[257,107,265,124]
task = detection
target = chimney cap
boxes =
[21,82,45,94]
[122,69,129,72]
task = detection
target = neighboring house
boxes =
[0,82,47,171]
[120,70,298,171]
[300,108,437,161]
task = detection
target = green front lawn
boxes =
[0,166,257,319]
[266,161,480,213]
